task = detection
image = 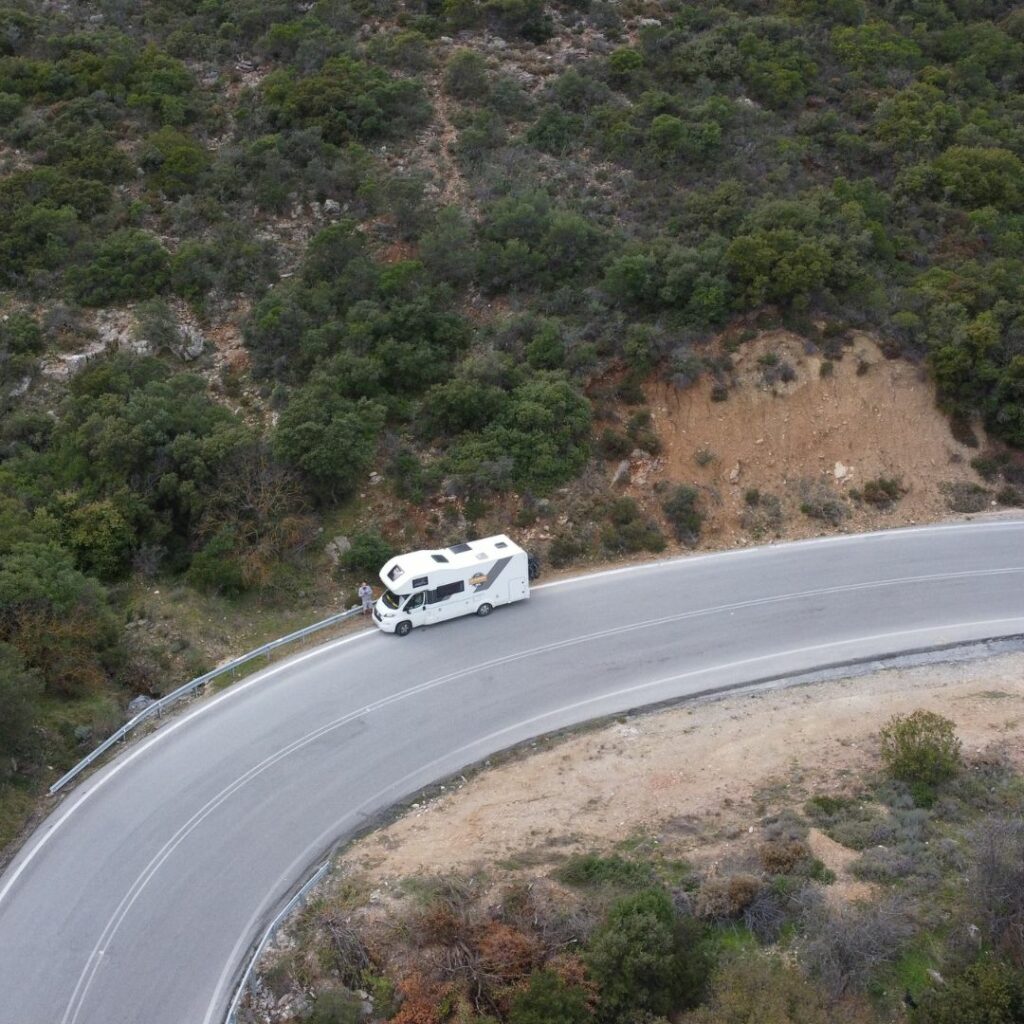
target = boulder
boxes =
[325,535,352,564]
[127,694,156,717]
[173,326,205,361]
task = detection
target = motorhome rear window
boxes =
[431,554,449,563]
[387,564,403,581]
[412,576,428,588]
[429,581,464,603]
[449,543,472,553]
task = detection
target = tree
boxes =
[586,888,706,1022]
[139,127,210,197]
[932,146,1024,211]
[273,374,385,499]
[68,229,170,306]
[0,541,119,698]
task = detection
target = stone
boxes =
[323,198,341,216]
[611,459,631,487]
[173,325,205,361]
[325,535,352,564]
[127,694,156,717]
[834,461,850,481]
[369,471,384,485]
[728,463,741,483]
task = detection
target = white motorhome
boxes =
[372,535,530,635]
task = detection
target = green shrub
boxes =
[586,888,707,1022]
[879,710,961,798]
[69,230,171,306]
[444,49,489,101]
[139,127,210,197]
[261,57,430,145]
[0,312,42,355]
[548,532,588,567]
[861,477,904,508]
[0,642,42,780]
[273,376,385,500]
[662,486,703,546]
[556,853,653,889]
[686,953,829,1024]
[308,988,363,1024]
[912,957,1024,1024]
[340,532,395,576]
[510,970,593,1024]
[185,529,246,596]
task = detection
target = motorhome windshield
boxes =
[382,590,402,610]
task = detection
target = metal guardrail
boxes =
[49,606,364,795]
[225,859,331,1024]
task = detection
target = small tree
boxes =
[586,888,706,1022]
[879,710,961,802]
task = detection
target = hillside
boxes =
[1,0,1024,846]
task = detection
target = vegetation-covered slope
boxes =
[1,0,1022,839]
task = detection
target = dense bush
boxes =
[685,954,830,1024]
[340,531,395,576]
[879,710,962,800]
[273,376,385,500]
[509,970,593,1024]
[586,888,707,1022]
[912,957,1024,1024]
[556,854,653,890]
[68,230,171,306]
[662,486,703,546]
[260,58,430,145]
[0,642,42,780]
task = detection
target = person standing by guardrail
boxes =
[358,581,374,616]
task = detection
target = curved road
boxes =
[2,520,1024,1024]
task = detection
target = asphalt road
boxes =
[2,520,1024,1024]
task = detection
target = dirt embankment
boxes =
[616,330,995,549]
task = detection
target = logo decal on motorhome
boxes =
[471,556,512,591]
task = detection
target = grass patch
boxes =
[554,853,653,889]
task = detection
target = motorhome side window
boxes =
[429,581,464,603]
[406,593,425,610]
